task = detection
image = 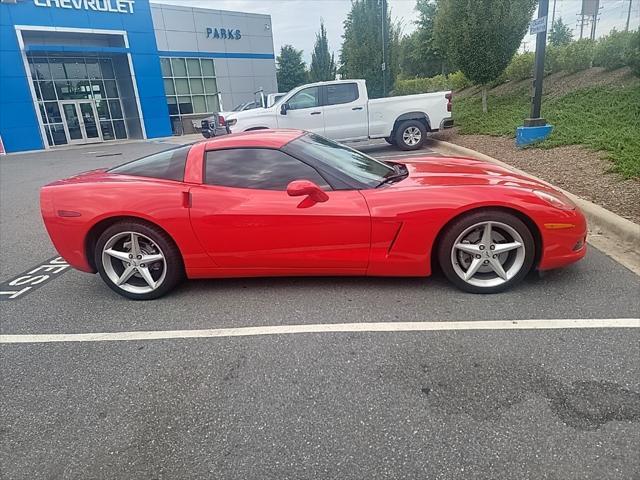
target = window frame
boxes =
[324,82,359,106]
[26,54,127,145]
[161,56,221,134]
[202,147,333,192]
[286,86,322,111]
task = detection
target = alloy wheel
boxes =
[101,231,167,294]
[450,221,526,288]
[402,126,422,146]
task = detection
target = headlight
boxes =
[533,190,575,210]
[226,118,237,127]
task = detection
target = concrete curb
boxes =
[428,138,640,272]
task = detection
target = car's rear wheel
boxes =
[438,211,535,294]
[395,120,427,151]
[95,221,184,300]
[384,136,396,145]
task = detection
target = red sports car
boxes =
[41,130,587,300]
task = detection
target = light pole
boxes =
[516,0,554,146]
[381,0,388,97]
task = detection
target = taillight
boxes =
[445,92,452,112]
[218,115,225,126]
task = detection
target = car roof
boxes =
[202,129,306,150]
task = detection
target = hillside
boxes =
[435,67,640,223]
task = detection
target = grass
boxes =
[453,85,640,178]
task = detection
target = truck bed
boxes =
[367,91,451,138]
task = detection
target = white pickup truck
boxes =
[225,79,453,150]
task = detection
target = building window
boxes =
[160,57,221,135]
[27,55,127,146]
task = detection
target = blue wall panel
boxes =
[0,0,172,153]
[0,15,44,153]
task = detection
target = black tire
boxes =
[437,210,535,294]
[95,220,184,300]
[394,120,427,151]
[384,136,396,145]
[201,131,211,138]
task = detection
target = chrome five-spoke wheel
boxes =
[95,221,183,300]
[102,231,167,294]
[438,211,535,294]
[451,221,525,288]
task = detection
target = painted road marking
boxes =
[0,256,70,301]
[1,318,637,344]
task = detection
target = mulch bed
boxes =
[432,129,640,225]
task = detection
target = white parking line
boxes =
[1,318,638,344]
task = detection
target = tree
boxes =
[548,17,573,46]
[276,45,307,92]
[309,22,337,82]
[399,0,444,78]
[434,0,537,112]
[339,0,398,98]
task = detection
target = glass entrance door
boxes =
[60,100,102,144]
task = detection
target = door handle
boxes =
[352,107,363,111]
[310,111,321,115]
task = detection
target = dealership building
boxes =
[0,0,278,153]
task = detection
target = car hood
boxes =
[398,156,552,190]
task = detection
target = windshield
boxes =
[286,133,394,188]
[231,102,247,112]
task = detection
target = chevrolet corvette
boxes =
[40,130,587,300]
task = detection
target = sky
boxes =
[155,0,640,62]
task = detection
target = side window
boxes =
[326,83,359,106]
[204,148,330,191]
[108,145,190,181]
[287,86,320,110]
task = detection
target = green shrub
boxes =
[392,75,452,95]
[428,74,450,92]
[489,70,508,88]
[594,29,634,70]
[504,52,535,81]
[448,70,472,90]
[625,30,640,76]
[559,39,595,73]
[544,44,565,75]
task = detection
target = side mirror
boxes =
[280,103,289,115]
[286,180,329,207]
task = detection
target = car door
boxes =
[322,83,368,141]
[189,147,370,272]
[276,86,325,134]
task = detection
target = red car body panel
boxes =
[188,185,370,276]
[40,130,587,280]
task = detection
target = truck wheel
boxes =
[395,120,426,151]
[384,137,396,145]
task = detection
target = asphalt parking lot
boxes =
[1,137,639,479]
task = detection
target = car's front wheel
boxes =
[438,211,535,294]
[95,221,184,300]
